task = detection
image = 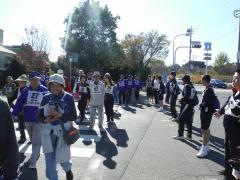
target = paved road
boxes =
[1,89,232,180]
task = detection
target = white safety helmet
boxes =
[48,74,66,87]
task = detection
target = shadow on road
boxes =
[106,122,129,147]
[18,163,38,180]
[122,105,136,114]
[95,130,118,169]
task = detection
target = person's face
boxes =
[169,75,174,80]
[30,78,40,89]
[202,79,208,87]
[232,72,240,89]
[50,82,63,95]
[182,80,186,85]
[94,75,100,82]
[105,77,110,83]
[18,81,27,88]
[80,77,86,83]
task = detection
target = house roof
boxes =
[0,46,16,55]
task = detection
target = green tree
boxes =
[121,31,170,72]
[63,0,121,72]
[214,52,230,67]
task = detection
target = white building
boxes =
[0,29,16,71]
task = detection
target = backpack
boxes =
[192,91,199,106]
[213,96,220,110]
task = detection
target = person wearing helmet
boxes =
[38,74,77,180]
[2,76,17,107]
[13,74,29,144]
[169,71,180,121]
[12,71,48,169]
[57,69,72,93]
[173,75,196,140]
[89,71,105,129]
[75,74,90,123]
[104,73,115,122]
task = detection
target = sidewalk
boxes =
[121,108,224,180]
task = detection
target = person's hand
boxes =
[213,112,221,119]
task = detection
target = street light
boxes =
[172,28,192,70]
[174,46,190,67]
[234,9,240,69]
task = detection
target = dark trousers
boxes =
[223,115,240,174]
[170,95,178,118]
[165,92,170,103]
[104,95,114,121]
[135,90,140,101]
[78,97,88,120]
[18,115,26,139]
[153,89,159,104]
[178,104,194,137]
[126,89,132,103]
[119,91,126,105]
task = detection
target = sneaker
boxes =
[196,145,208,158]
[185,135,192,140]
[159,107,164,112]
[171,117,178,122]
[173,135,185,140]
[197,144,210,152]
[66,170,73,180]
[18,137,26,144]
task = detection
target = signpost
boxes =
[204,42,212,75]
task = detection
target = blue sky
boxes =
[0,0,239,66]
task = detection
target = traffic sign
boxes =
[191,41,201,48]
[204,42,212,51]
[204,57,212,60]
[204,53,212,57]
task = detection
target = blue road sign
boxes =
[204,42,212,51]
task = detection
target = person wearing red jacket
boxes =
[57,69,71,93]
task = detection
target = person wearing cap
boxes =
[117,74,127,106]
[126,75,133,104]
[196,75,217,158]
[214,69,240,178]
[13,74,29,144]
[0,98,19,180]
[169,71,180,121]
[173,75,196,140]
[38,74,76,180]
[75,74,90,123]
[12,71,48,169]
[104,73,115,122]
[89,71,105,129]
[2,76,17,107]
[57,69,72,93]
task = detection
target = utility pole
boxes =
[188,26,193,71]
[234,10,240,69]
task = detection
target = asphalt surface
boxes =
[1,87,233,180]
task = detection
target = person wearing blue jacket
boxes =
[117,74,126,105]
[12,71,48,169]
[38,74,76,180]
[126,75,133,104]
[133,75,142,102]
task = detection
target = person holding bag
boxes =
[38,74,77,180]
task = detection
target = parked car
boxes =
[210,79,227,89]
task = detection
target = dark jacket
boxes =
[0,98,19,180]
[200,86,215,114]
[180,83,195,106]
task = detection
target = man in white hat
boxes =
[89,71,105,129]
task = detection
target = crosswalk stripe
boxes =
[18,143,95,158]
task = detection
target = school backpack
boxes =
[213,96,220,110]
